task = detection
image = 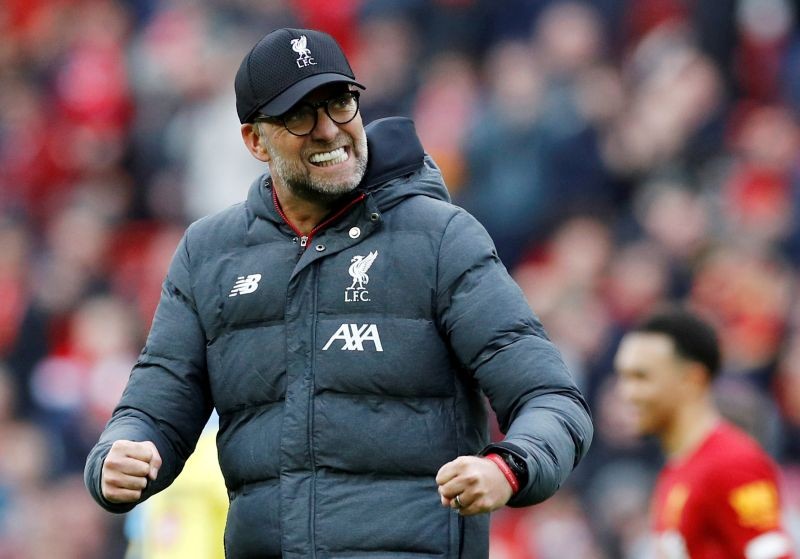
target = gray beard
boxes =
[269,140,369,206]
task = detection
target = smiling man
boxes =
[245,84,368,200]
[84,28,593,559]
[615,308,795,559]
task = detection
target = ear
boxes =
[241,123,271,163]
[684,361,712,392]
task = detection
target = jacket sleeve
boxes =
[435,210,593,507]
[84,231,213,513]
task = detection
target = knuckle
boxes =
[110,440,129,452]
[102,469,119,485]
[119,489,141,502]
[464,473,480,485]
[103,458,124,475]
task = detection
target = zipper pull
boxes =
[300,236,308,247]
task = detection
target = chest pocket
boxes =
[204,243,297,411]
[315,230,438,319]
[317,246,389,315]
[216,244,296,328]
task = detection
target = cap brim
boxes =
[257,73,365,117]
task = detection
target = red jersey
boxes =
[651,422,795,559]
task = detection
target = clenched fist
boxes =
[101,440,162,504]
[436,456,513,516]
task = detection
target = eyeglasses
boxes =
[255,91,361,136]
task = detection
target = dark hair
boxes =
[632,307,721,379]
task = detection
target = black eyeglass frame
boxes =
[254,90,361,136]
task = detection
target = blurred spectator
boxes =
[412,51,479,191]
[515,216,614,388]
[690,243,793,385]
[735,0,796,101]
[126,4,265,220]
[605,27,727,179]
[603,240,671,329]
[631,175,712,296]
[31,295,141,473]
[0,219,34,410]
[633,176,711,262]
[722,104,800,258]
[458,40,551,267]
[533,1,617,220]
[352,12,418,122]
[774,329,800,462]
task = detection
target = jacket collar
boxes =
[359,117,424,190]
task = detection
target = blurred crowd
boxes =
[2,0,800,557]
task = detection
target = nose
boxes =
[309,108,339,141]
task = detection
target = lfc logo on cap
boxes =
[290,36,317,68]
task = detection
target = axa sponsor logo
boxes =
[322,324,383,352]
[345,250,378,303]
[290,35,316,68]
[229,274,261,297]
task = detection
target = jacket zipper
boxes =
[272,186,366,250]
[309,266,319,557]
[273,186,367,557]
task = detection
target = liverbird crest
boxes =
[347,251,378,291]
[291,36,311,57]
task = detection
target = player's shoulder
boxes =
[706,422,773,461]
[695,422,779,484]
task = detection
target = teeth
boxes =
[309,147,348,166]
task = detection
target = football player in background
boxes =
[615,307,795,559]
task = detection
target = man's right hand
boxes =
[101,440,162,504]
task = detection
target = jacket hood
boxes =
[246,117,450,224]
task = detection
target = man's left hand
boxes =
[435,456,514,515]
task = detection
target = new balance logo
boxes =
[229,274,262,297]
[322,324,383,352]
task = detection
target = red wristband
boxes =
[485,453,520,495]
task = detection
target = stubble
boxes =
[267,131,369,205]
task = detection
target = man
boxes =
[615,308,795,559]
[85,28,593,558]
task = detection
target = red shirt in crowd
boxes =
[651,422,795,559]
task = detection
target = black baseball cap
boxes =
[235,28,365,124]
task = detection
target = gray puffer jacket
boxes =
[85,117,592,559]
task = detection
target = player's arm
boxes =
[434,210,593,512]
[710,458,795,559]
[85,232,213,513]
